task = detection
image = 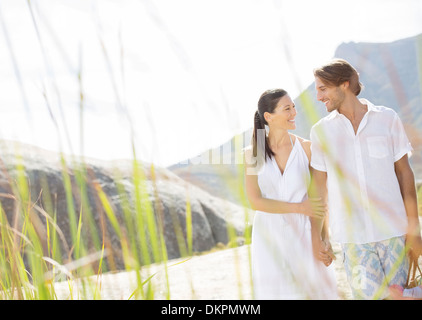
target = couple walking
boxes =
[244,58,422,300]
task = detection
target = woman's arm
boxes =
[244,149,325,218]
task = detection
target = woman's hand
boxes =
[299,197,327,219]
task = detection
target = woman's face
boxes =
[265,94,297,130]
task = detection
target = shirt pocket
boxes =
[367,136,388,159]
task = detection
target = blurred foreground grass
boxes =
[0,1,421,301]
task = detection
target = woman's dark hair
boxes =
[252,89,288,161]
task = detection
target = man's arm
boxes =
[394,154,422,258]
[309,168,327,235]
[309,168,335,265]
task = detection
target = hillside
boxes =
[294,34,422,174]
[170,34,422,204]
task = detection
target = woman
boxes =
[244,89,338,299]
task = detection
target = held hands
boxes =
[301,197,334,266]
[300,197,327,219]
[313,238,336,267]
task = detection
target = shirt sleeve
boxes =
[310,125,327,172]
[391,112,413,162]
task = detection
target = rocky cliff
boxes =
[170,34,422,204]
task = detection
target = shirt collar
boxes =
[328,98,380,119]
[359,98,381,113]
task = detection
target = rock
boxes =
[0,140,252,272]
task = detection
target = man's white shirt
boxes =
[310,99,413,244]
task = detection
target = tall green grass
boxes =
[0,1,252,300]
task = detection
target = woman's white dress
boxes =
[252,137,338,299]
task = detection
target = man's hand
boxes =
[407,233,422,260]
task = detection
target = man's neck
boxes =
[338,96,368,134]
[338,96,367,122]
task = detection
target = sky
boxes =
[0,0,422,167]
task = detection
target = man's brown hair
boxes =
[313,59,363,96]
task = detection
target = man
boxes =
[309,58,422,299]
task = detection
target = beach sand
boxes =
[53,243,352,300]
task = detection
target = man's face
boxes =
[315,77,345,113]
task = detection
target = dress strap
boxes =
[289,134,294,147]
